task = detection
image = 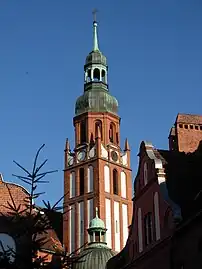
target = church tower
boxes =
[63,14,133,254]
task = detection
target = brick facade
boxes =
[107,113,202,269]
[63,111,133,253]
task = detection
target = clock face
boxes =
[77,150,86,162]
[68,156,74,166]
[111,151,118,162]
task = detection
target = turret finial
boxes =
[124,138,130,151]
[95,207,99,218]
[65,138,70,151]
[92,9,99,51]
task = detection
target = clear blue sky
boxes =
[0,1,201,206]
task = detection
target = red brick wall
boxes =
[170,114,202,153]
[0,179,29,214]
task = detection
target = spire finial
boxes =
[92,8,98,22]
[95,207,99,218]
[92,9,99,51]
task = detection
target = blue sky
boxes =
[0,0,201,206]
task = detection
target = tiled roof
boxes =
[39,228,63,253]
[177,113,202,125]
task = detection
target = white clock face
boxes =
[77,150,86,162]
[68,156,74,166]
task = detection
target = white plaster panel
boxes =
[101,144,108,159]
[105,198,112,248]
[122,153,128,166]
[104,165,110,193]
[87,199,94,226]
[89,146,95,159]
[69,172,75,198]
[69,204,75,253]
[121,171,127,198]
[114,201,120,252]
[122,204,128,247]
[78,201,84,248]
[87,166,94,192]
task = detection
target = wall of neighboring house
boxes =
[171,212,202,269]
[128,237,171,269]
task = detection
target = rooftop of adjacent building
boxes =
[0,173,63,254]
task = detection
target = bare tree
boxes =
[0,144,87,269]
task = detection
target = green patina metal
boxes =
[75,87,118,116]
[89,207,105,230]
[73,207,116,269]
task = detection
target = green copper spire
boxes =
[92,9,99,51]
[74,12,119,116]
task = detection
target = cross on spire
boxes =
[92,8,98,22]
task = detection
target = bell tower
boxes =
[63,13,133,254]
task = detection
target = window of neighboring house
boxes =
[143,162,148,185]
[113,169,118,195]
[79,168,85,195]
[144,212,153,246]
[80,120,87,144]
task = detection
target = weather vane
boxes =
[92,8,98,22]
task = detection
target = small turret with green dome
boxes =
[75,10,118,116]
[73,207,116,269]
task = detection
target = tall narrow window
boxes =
[80,120,87,144]
[116,132,119,144]
[101,70,106,83]
[109,123,115,143]
[95,120,103,140]
[144,212,153,246]
[79,168,85,195]
[113,169,118,195]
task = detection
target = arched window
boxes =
[79,168,85,195]
[80,120,87,144]
[95,120,103,140]
[93,68,100,82]
[144,212,153,246]
[87,69,91,82]
[109,123,115,143]
[101,70,106,83]
[116,132,119,144]
[113,169,118,195]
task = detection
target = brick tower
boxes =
[63,14,133,254]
